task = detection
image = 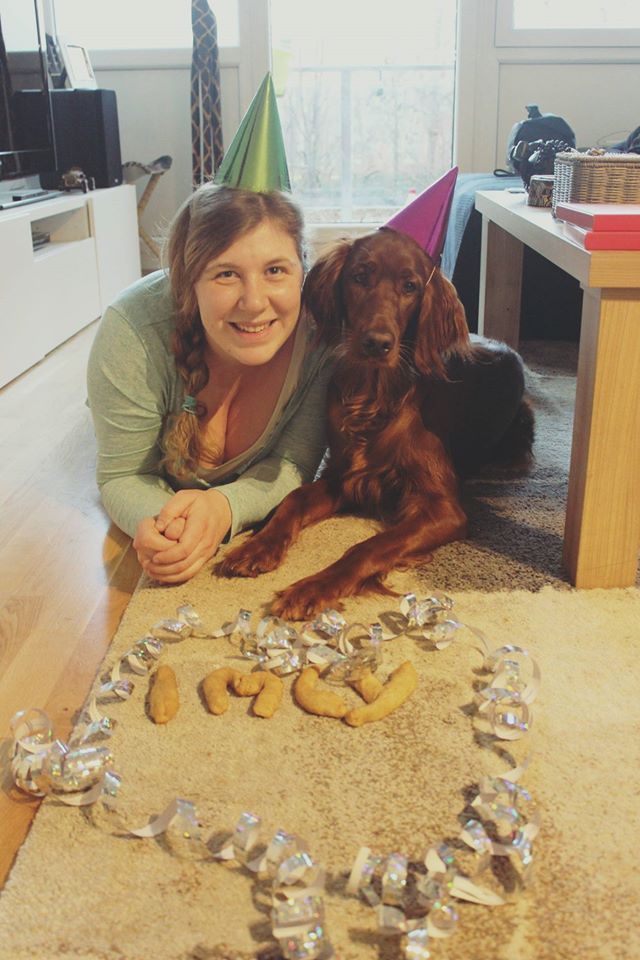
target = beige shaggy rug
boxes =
[0,342,639,960]
[0,520,638,960]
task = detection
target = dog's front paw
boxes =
[217,536,286,578]
[271,577,344,621]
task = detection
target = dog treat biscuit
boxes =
[202,667,241,715]
[344,661,418,727]
[233,670,284,718]
[349,668,384,703]
[254,672,284,718]
[294,665,348,718]
[148,665,179,724]
[233,671,265,697]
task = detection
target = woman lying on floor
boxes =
[87,182,332,584]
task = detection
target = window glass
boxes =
[513,0,640,31]
[51,0,239,49]
[271,0,457,223]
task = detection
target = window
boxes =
[270,0,458,223]
[48,0,458,225]
[49,0,239,50]
[496,0,640,46]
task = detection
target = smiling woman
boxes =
[194,219,303,370]
[86,184,332,585]
[86,75,334,586]
[167,199,306,480]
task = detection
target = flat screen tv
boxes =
[0,0,56,183]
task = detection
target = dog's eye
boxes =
[352,273,367,286]
[402,280,418,294]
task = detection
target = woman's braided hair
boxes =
[161,184,306,481]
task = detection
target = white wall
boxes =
[90,0,271,268]
[92,61,242,266]
[455,0,640,173]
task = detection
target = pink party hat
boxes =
[384,166,458,262]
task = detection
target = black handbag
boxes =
[503,105,576,172]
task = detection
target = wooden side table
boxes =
[476,189,640,588]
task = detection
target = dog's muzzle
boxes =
[361,330,395,358]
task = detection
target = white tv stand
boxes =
[0,184,141,387]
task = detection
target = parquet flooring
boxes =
[0,325,140,885]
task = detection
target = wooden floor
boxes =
[0,324,141,886]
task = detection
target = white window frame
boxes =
[495,0,640,47]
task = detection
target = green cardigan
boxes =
[86,271,332,539]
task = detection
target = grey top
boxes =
[86,271,332,539]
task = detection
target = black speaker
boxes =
[45,89,123,188]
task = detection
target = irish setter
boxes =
[218,228,533,620]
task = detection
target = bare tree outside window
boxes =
[271,0,458,223]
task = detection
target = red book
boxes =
[555,201,640,232]
[562,220,640,250]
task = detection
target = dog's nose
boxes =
[362,332,394,357]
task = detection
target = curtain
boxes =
[191,0,224,187]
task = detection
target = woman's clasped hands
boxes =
[133,488,232,584]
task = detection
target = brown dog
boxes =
[219,228,533,619]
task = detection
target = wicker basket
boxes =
[552,150,640,214]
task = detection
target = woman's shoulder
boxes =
[275,314,334,420]
[97,270,176,363]
[88,271,179,407]
[107,270,174,330]
[298,311,335,376]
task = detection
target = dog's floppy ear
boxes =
[302,240,353,345]
[413,269,470,378]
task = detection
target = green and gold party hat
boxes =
[214,73,291,192]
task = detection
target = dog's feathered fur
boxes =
[219,228,534,619]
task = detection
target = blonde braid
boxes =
[161,314,210,481]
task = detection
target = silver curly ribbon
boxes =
[8,594,539,960]
[344,594,541,957]
[9,628,168,803]
[77,639,161,741]
[126,796,202,842]
[214,813,332,960]
[231,607,383,682]
[400,593,541,740]
[10,708,115,803]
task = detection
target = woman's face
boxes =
[194,219,303,370]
